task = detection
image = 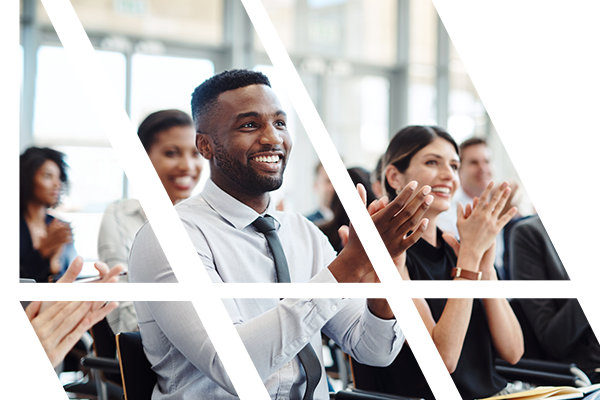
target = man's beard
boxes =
[212,137,286,194]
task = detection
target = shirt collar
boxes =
[201,179,279,231]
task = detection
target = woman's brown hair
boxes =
[383,125,458,199]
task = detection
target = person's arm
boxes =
[323,298,404,367]
[331,182,433,320]
[130,222,350,395]
[478,243,524,364]
[25,300,119,368]
[415,182,521,372]
[442,233,524,365]
[97,202,132,269]
[510,221,590,358]
[410,296,474,373]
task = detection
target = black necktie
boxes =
[252,215,322,400]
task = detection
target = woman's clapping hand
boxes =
[456,181,517,261]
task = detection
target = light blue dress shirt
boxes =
[129,179,404,400]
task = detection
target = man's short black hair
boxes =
[191,69,271,129]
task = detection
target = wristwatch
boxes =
[451,267,482,280]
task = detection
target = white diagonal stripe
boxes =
[432,0,600,356]
[39,0,270,398]
[241,0,461,397]
[0,2,66,398]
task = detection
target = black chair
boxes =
[116,331,157,400]
[495,358,587,387]
[333,389,424,400]
[504,299,592,387]
[64,318,122,400]
[89,318,125,399]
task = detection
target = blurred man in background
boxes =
[306,162,335,224]
[438,137,493,237]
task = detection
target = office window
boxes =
[37,0,224,46]
[407,0,438,125]
[259,0,397,66]
[53,146,123,262]
[360,76,390,156]
[324,74,390,168]
[130,54,214,126]
[448,40,487,143]
[129,53,214,199]
[34,46,126,146]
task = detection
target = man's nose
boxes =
[259,124,284,145]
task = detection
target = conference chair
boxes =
[498,299,592,387]
[77,318,123,400]
[116,331,156,400]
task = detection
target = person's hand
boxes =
[25,300,119,368]
[40,257,124,314]
[489,181,520,218]
[57,256,124,284]
[456,181,517,263]
[38,219,72,259]
[338,182,431,283]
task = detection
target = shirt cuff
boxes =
[308,266,338,283]
[363,302,402,340]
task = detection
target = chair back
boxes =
[116,332,157,400]
[90,317,121,384]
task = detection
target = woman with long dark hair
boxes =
[353,126,524,399]
[20,147,76,282]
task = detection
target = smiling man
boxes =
[129,70,433,400]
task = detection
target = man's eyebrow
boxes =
[234,110,287,120]
[235,111,260,120]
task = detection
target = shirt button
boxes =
[300,335,308,343]
[331,305,337,312]
[284,362,291,368]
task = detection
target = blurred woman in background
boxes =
[20,147,76,282]
[352,125,524,399]
[97,109,203,333]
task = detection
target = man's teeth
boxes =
[431,187,450,194]
[174,176,192,185]
[254,155,280,163]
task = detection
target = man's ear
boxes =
[196,132,213,160]
[384,164,405,194]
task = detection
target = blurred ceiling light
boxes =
[328,60,353,76]
[134,40,166,55]
[300,57,328,75]
[100,36,133,53]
